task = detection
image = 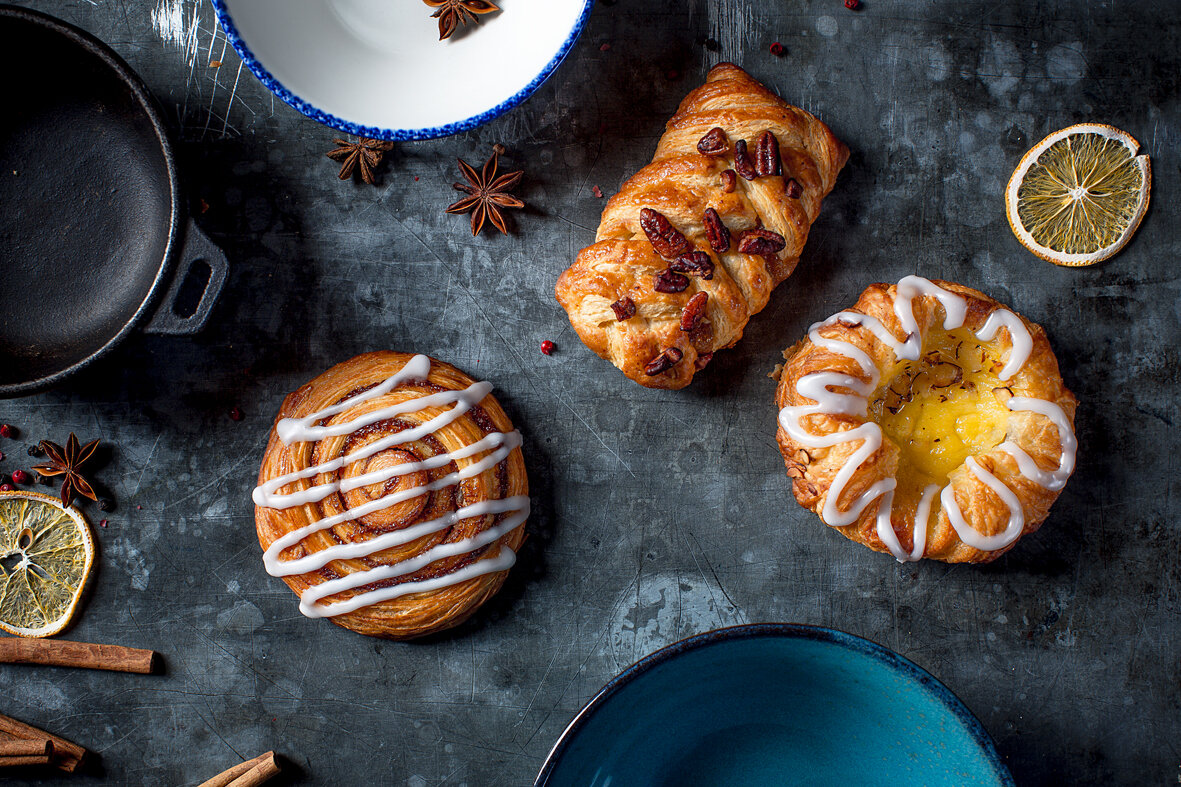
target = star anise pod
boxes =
[424,0,500,41]
[445,150,525,236]
[32,433,100,507]
[325,137,394,184]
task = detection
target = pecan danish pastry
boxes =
[253,352,529,638]
[556,62,849,389]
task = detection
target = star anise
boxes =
[424,0,500,41]
[325,137,394,184]
[445,150,525,236]
[32,433,99,507]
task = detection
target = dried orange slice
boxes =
[0,490,94,637]
[1005,123,1150,266]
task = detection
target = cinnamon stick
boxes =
[0,737,53,767]
[0,638,156,674]
[226,754,281,787]
[0,713,86,772]
[0,754,53,767]
[198,751,279,787]
[0,739,51,757]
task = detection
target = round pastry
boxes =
[253,352,529,638]
[774,276,1077,563]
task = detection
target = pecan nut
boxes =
[611,296,636,321]
[733,139,758,180]
[703,208,730,253]
[653,269,690,293]
[669,251,715,280]
[680,292,709,332]
[785,177,803,199]
[696,127,729,156]
[640,208,691,259]
[720,169,737,193]
[737,228,787,256]
[755,130,781,176]
[644,347,684,376]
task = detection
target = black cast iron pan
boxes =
[0,5,227,397]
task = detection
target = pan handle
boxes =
[143,220,228,336]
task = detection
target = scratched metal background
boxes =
[1,0,1179,784]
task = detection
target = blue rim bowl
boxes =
[535,623,1014,787]
[210,0,595,141]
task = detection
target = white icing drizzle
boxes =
[974,309,1033,381]
[997,397,1077,491]
[254,355,529,617]
[777,276,1075,562]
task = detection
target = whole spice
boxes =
[592,185,604,198]
[696,127,729,156]
[325,137,394,184]
[737,228,787,256]
[653,269,690,293]
[680,292,709,332]
[644,347,684,376]
[769,42,786,56]
[32,434,99,508]
[229,406,243,422]
[424,0,500,40]
[611,297,637,321]
[540,340,556,355]
[845,0,860,8]
[720,169,737,193]
[98,498,114,512]
[640,208,690,259]
[733,139,758,180]
[755,130,781,176]
[99,519,108,528]
[0,425,14,438]
[445,150,525,236]
[27,445,43,457]
[0,484,11,492]
[10,470,29,485]
[785,177,803,199]
[669,251,715,280]
[703,208,730,253]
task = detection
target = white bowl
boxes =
[212,0,594,139]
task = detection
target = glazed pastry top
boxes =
[557,62,849,389]
[776,276,1077,563]
[253,352,528,627]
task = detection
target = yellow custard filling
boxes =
[869,327,1010,508]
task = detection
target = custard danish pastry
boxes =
[775,277,1077,563]
[556,62,848,389]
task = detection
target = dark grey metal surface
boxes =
[1,1,1178,784]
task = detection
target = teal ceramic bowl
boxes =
[536,624,1013,787]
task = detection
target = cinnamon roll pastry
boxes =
[556,62,848,389]
[775,276,1077,563]
[253,352,529,639]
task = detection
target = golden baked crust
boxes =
[254,351,528,638]
[774,278,1077,563]
[556,62,849,389]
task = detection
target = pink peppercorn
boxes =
[845,0,860,8]
[769,42,785,56]
[0,424,14,439]
[0,484,12,492]
[540,340,556,356]
[11,470,29,485]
